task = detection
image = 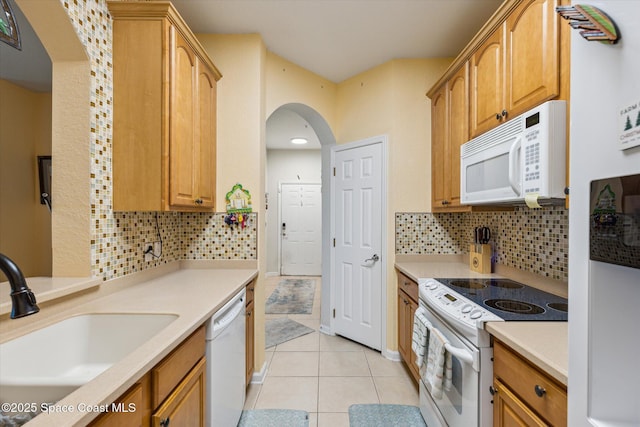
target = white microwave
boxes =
[460,100,567,205]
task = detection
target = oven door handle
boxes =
[444,342,476,369]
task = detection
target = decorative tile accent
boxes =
[396,206,568,281]
[60,1,257,281]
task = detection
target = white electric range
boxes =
[417,277,568,427]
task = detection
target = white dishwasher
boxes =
[206,288,246,427]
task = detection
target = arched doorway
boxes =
[265,103,335,334]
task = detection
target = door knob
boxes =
[364,254,380,263]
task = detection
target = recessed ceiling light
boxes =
[290,137,308,145]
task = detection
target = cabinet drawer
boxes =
[493,340,567,426]
[152,326,206,408]
[397,272,418,302]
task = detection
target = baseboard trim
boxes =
[319,324,334,336]
[383,349,401,362]
[265,271,279,277]
[250,361,268,384]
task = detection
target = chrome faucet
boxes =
[0,253,39,319]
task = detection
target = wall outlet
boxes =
[144,245,154,262]
[143,241,161,262]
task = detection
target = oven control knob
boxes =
[428,282,438,291]
[470,310,483,319]
[461,304,473,313]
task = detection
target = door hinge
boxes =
[333,167,336,176]
[333,308,336,318]
[333,238,336,247]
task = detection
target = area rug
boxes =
[265,279,315,314]
[237,409,309,427]
[349,404,427,427]
[265,318,314,349]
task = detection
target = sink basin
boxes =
[0,313,177,409]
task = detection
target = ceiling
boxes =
[2,0,504,149]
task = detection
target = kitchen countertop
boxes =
[395,255,568,386]
[0,262,258,426]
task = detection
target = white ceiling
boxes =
[171,0,503,84]
[2,0,504,149]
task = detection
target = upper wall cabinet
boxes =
[427,0,569,212]
[470,0,562,138]
[431,65,469,212]
[108,1,222,212]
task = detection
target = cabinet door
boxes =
[170,28,198,209]
[493,380,548,427]
[505,0,559,118]
[446,65,469,208]
[196,60,217,209]
[89,382,145,427]
[397,288,419,383]
[470,28,505,138]
[431,86,448,209]
[245,299,255,386]
[152,358,206,427]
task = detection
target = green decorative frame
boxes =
[225,183,253,213]
[0,0,21,50]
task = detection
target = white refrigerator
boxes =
[568,1,640,426]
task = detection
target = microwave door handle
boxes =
[508,136,522,196]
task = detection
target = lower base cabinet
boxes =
[151,358,206,427]
[492,340,567,427]
[396,272,420,383]
[89,326,206,427]
[246,280,255,386]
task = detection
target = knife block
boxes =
[469,244,492,273]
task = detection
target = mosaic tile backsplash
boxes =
[396,206,568,282]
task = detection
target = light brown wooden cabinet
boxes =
[89,326,206,427]
[396,271,420,383]
[109,2,221,212]
[470,0,562,138]
[245,280,256,386]
[152,358,206,427]
[492,340,567,427]
[431,64,469,212]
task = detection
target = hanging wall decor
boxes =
[0,0,21,50]
[224,183,252,229]
[556,4,619,44]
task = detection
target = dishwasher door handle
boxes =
[212,299,244,333]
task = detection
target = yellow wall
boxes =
[265,52,338,126]
[197,33,269,375]
[0,79,52,277]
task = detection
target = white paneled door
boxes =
[332,140,383,350]
[280,183,322,276]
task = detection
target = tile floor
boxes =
[243,276,419,427]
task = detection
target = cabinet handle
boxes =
[194,198,203,205]
[534,384,546,397]
[160,417,170,427]
[403,298,409,305]
[489,385,497,395]
[441,200,449,205]
[247,310,252,317]
[501,109,508,118]
[496,113,501,121]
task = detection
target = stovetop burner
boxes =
[547,302,568,313]
[485,299,545,314]
[486,279,524,289]
[434,277,568,321]
[447,279,487,290]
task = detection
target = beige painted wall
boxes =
[197,33,268,376]
[265,52,337,127]
[0,79,52,277]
